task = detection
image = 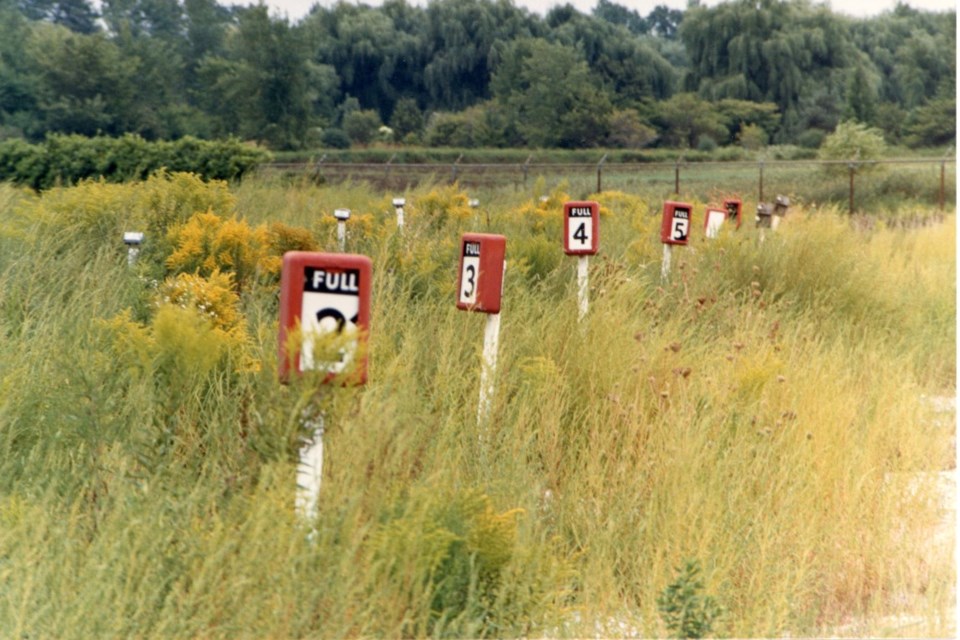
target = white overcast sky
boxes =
[244,0,957,22]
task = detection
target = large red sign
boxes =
[456,233,506,314]
[279,251,371,384]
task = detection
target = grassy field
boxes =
[0,172,954,638]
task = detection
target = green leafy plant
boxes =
[657,560,723,639]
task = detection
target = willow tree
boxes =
[680,0,850,129]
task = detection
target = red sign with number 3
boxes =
[660,201,693,246]
[456,233,506,314]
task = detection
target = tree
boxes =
[49,0,100,34]
[389,97,424,140]
[491,38,612,148]
[26,24,138,136]
[680,0,851,130]
[605,109,657,148]
[844,62,878,124]
[592,0,648,35]
[546,8,676,104]
[651,93,728,149]
[421,0,542,111]
[646,4,683,39]
[903,95,956,148]
[818,120,887,168]
[343,109,382,145]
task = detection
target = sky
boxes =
[244,0,957,22]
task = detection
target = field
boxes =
[0,171,954,638]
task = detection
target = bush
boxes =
[0,134,271,189]
[320,128,352,149]
[343,110,383,146]
[657,560,723,639]
[796,128,826,149]
[818,121,887,169]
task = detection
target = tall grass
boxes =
[0,175,954,638]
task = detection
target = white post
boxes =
[296,411,325,524]
[661,243,672,281]
[477,311,500,427]
[334,208,350,252]
[123,231,143,267]
[393,197,405,232]
[477,260,506,427]
[577,255,589,321]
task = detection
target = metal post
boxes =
[597,153,608,194]
[452,153,463,184]
[940,161,946,212]
[848,163,856,214]
[385,152,396,181]
[758,159,765,203]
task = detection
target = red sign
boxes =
[456,233,506,314]
[279,251,371,384]
[723,198,742,229]
[660,201,693,245]
[563,200,599,255]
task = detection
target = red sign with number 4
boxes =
[456,233,506,314]
[660,201,693,246]
[563,200,599,255]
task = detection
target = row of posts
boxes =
[309,153,951,215]
[430,155,952,215]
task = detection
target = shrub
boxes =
[320,128,352,149]
[165,210,279,291]
[818,121,887,170]
[0,134,270,189]
[657,560,723,639]
[343,110,383,146]
[366,487,571,637]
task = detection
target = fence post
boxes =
[385,152,396,182]
[940,160,946,212]
[452,153,463,184]
[848,162,856,214]
[597,153,608,194]
[758,158,764,203]
[523,155,532,187]
[674,157,681,195]
[312,153,327,181]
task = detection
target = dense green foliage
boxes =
[0,0,954,150]
[0,134,271,188]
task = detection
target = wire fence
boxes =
[260,156,956,214]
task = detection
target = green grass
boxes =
[0,175,954,638]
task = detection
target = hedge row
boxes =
[0,134,273,190]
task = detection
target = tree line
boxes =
[0,0,954,152]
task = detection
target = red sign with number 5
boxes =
[456,233,506,314]
[660,201,693,246]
